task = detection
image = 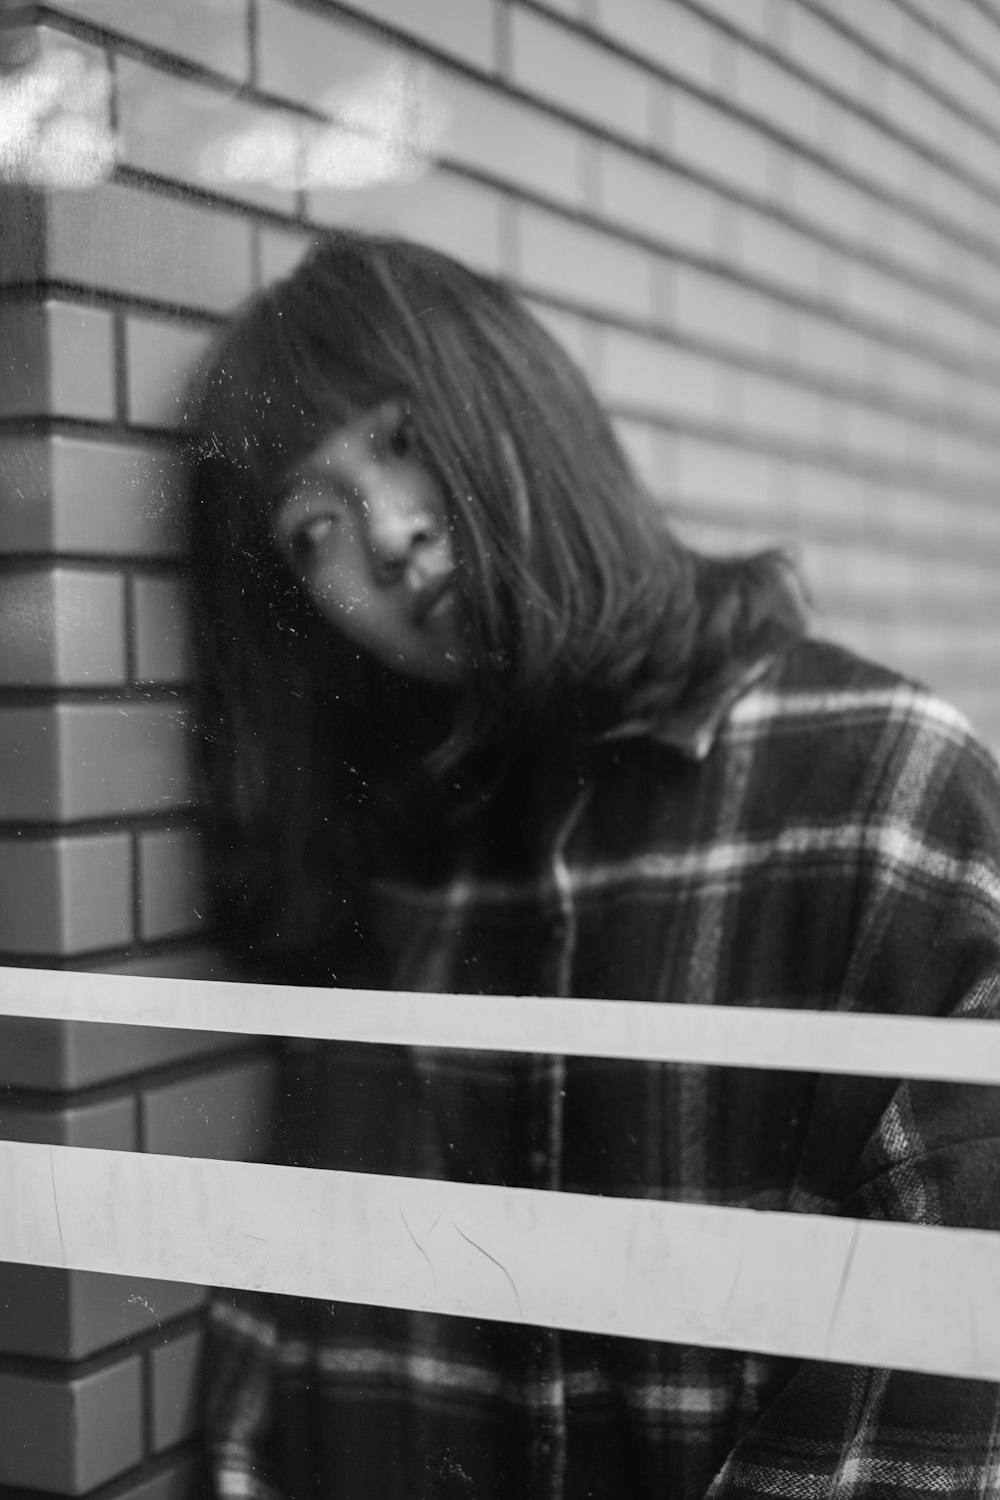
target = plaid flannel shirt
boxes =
[208,636,1000,1499]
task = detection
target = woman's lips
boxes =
[412,575,456,627]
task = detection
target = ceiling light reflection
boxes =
[198,56,446,192]
[0,43,115,187]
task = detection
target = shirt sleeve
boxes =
[707,694,1000,1499]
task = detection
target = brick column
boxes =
[0,7,273,1496]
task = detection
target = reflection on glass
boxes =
[0,34,115,188]
[198,57,446,192]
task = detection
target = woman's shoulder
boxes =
[731,634,984,753]
[723,634,1000,838]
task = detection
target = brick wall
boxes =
[3,0,1000,1492]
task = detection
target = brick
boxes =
[791,159,869,245]
[966,371,1000,429]
[738,369,825,446]
[55,0,250,78]
[672,507,754,555]
[0,833,131,955]
[142,1053,277,1159]
[0,702,189,821]
[690,0,768,36]
[801,540,911,615]
[783,460,877,529]
[884,67,950,154]
[927,294,984,362]
[769,298,798,363]
[525,299,599,382]
[843,258,911,334]
[926,158,981,237]
[0,1357,142,1492]
[942,239,990,304]
[434,67,588,207]
[895,143,932,214]
[854,43,888,115]
[309,167,506,275]
[510,6,653,144]
[881,479,980,554]
[595,143,718,256]
[734,45,823,150]
[132,574,191,684]
[48,302,117,416]
[0,300,114,419]
[671,92,773,199]
[124,315,214,430]
[0,568,126,687]
[0,1094,136,1149]
[43,181,254,313]
[898,279,940,348]
[845,402,909,465]
[593,0,720,88]
[674,265,774,356]
[794,311,871,387]
[738,210,825,299]
[941,99,975,173]
[840,112,911,196]
[937,428,991,480]
[896,3,930,66]
[881,207,945,279]
[906,418,938,471]
[117,56,298,213]
[818,384,850,446]
[913,0,962,46]
[787,3,865,100]
[516,203,655,320]
[149,1326,202,1452]
[676,435,776,509]
[876,547,997,613]
[257,0,392,111]
[0,1264,205,1360]
[0,437,183,557]
[962,120,1000,194]
[138,828,207,943]
[962,4,1000,74]
[601,327,720,421]
[0,1006,243,1091]
[345,0,497,69]
[891,349,945,410]
[926,31,987,119]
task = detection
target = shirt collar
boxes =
[597,648,784,763]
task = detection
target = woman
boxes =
[186,231,1000,1499]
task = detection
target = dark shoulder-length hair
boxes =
[184,229,805,970]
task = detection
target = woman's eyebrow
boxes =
[279,463,347,495]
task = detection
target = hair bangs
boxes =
[188,278,405,511]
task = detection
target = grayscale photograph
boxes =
[0,0,998,1496]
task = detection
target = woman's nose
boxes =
[364,493,440,582]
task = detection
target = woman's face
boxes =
[273,399,468,686]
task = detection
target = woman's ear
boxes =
[499,430,532,547]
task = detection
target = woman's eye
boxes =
[289,514,338,556]
[385,415,415,460]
